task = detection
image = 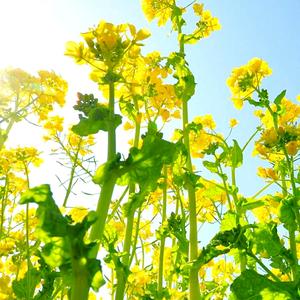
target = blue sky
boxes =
[0,0,300,195]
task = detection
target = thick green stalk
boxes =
[90,81,116,243]
[71,258,90,300]
[269,106,299,283]
[231,167,246,272]
[176,15,201,297]
[108,82,116,160]
[182,100,200,300]
[115,116,141,300]
[114,208,134,300]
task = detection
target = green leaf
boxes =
[279,196,297,232]
[203,160,219,173]
[231,139,243,168]
[249,223,287,258]
[20,185,105,292]
[93,153,121,185]
[72,104,122,136]
[239,198,265,212]
[220,212,237,231]
[274,90,286,106]
[13,268,41,299]
[20,184,68,237]
[167,52,195,102]
[230,270,297,300]
[193,226,247,270]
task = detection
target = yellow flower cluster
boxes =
[0,68,67,123]
[118,51,181,127]
[189,115,218,158]
[127,265,153,298]
[254,98,300,160]
[252,195,280,223]
[0,147,42,175]
[65,21,150,87]
[141,0,174,26]
[42,115,95,157]
[183,3,221,44]
[227,58,272,109]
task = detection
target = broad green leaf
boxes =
[12,268,41,300]
[249,223,287,258]
[274,90,286,106]
[231,139,243,168]
[203,160,219,173]
[93,153,121,185]
[167,52,195,102]
[278,196,297,232]
[230,270,296,300]
[20,185,105,292]
[193,226,247,270]
[72,105,122,136]
[20,184,68,237]
[239,197,265,212]
[220,212,237,231]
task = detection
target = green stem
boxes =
[108,82,116,160]
[24,164,31,300]
[247,251,280,282]
[63,139,82,207]
[89,80,117,251]
[183,99,200,300]
[0,176,9,238]
[158,167,168,293]
[71,258,90,300]
[89,175,117,245]
[115,116,141,300]
[128,207,142,267]
[231,166,246,272]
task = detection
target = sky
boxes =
[0,0,300,199]
[0,1,299,297]
[0,0,300,195]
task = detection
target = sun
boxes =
[0,0,60,71]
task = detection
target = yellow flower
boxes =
[211,260,238,284]
[194,114,216,130]
[43,115,64,140]
[141,0,174,26]
[193,3,204,16]
[127,265,152,297]
[286,140,298,156]
[257,167,278,180]
[227,58,272,109]
[68,207,89,223]
[229,118,238,128]
[123,121,135,130]
[136,28,151,41]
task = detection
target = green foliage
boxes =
[230,270,298,300]
[193,226,247,270]
[274,90,286,109]
[279,196,297,232]
[94,129,179,215]
[72,93,122,136]
[167,52,195,102]
[12,268,41,300]
[20,185,105,292]
[231,139,243,168]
